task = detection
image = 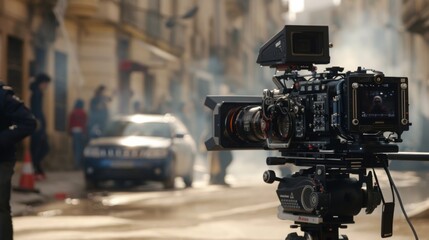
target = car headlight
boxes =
[143,148,169,159]
[84,147,100,158]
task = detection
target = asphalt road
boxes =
[12,180,429,240]
[11,151,429,240]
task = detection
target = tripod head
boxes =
[264,153,389,240]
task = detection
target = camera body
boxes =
[205,25,413,239]
[205,26,410,154]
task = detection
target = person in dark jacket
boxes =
[29,73,50,180]
[369,95,388,115]
[0,84,37,240]
[209,151,233,185]
[88,85,111,138]
[68,99,87,169]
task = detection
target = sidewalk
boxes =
[11,169,84,216]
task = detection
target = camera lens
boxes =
[225,106,266,143]
[224,105,294,145]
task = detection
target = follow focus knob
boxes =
[263,170,279,184]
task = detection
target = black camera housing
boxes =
[257,25,330,67]
[205,25,416,240]
[205,70,409,153]
[205,25,410,154]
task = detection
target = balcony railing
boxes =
[403,0,429,34]
[67,0,99,18]
[120,1,185,57]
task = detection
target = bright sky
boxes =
[285,0,342,21]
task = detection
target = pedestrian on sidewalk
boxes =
[132,101,143,114]
[29,73,51,180]
[0,84,36,240]
[88,85,112,138]
[209,151,233,185]
[68,99,87,169]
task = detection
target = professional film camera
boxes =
[205,26,420,240]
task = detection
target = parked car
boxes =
[83,114,197,189]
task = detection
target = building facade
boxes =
[284,0,429,168]
[401,0,429,153]
[0,0,285,169]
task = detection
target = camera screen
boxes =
[291,32,324,56]
[358,83,398,125]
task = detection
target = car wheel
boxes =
[163,159,176,189]
[85,179,99,191]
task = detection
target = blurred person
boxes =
[369,95,387,115]
[29,73,51,180]
[88,85,112,138]
[201,110,234,185]
[0,83,37,240]
[132,101,143,114]
[161,99,173,114]
[210,151,233,185]
[68,99,87,169]
[198,113,211,158]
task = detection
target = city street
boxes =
[11,154,429,240]
[2,0,429,240]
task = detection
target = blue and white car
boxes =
[83,114,197,189]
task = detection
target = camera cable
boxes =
[382,164,419,240]
[373,168,394,205]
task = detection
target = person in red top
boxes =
[68,99,87,169]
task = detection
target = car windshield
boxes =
[103,120,172,138]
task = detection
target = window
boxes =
[121,0,138,24]
[30,47,47,77]
[242,52,249,83]
[144,73,154,111]
[230,28,241,56]
[117,38,129,61]
[104,120,172,138]
[169,77,181,109]
[54,51,68,131]
[146,0,161,38]
[7,36,23,98]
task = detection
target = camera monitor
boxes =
[347,76,409,133]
